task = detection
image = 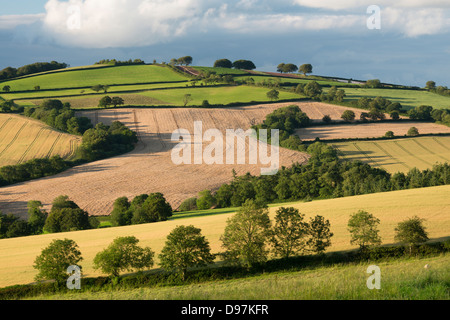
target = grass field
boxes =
[0,114,81,167]
[341,87,450,110]
[30,253,450,300]
[332,136,450,173]
[0,184,449,288]
[0,65,188,92]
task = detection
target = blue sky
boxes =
[1,0,449,87]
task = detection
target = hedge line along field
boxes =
[331,136,450,173]
[32,254,450,300]
[0,184,449,288]
[0,114,81,167]
[0,65,188,92]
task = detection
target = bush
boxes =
[407,127,420,137]
[178,197,198,212]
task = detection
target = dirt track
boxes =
[1,102,338,218]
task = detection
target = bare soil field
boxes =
[296,122,450,141]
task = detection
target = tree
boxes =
[2,85,11,92]
[159,225,215,280]
[407,127,419,137]
[366,79,381,88]
[34,85,41,91]
[395,216,429,254]
[110,197,132,226]
[178,56,193,66]
[33,239,83,285]
[425,81,436,90]
[277,63,286,73]
[178,197,198,212]
[299,64,313,76]
[91,84,103,92]
[131,192,172,224]
[347,210,382,251]
[94,236,154,278]
[384,131,395,138]
[27,200,47,235]
[220,199,271,268]
[266,89,279,101]
[196,190,216,210]
[322,115,332,123]
[282,63,298,74]
[307,215,333,254]
[111,96,124,108]
[390,111,400,120]
[341,110,356,122]
[304,81,322,98]
[271,207,309,259]
[232,60,256,70]
[99,96,112,108]
[214,59,233,68]
[183,94,193,107]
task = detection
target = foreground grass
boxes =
[29,254,450,300]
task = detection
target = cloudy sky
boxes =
[1,0,449,86]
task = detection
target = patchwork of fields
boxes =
[0,114,81,167]
[331,136,450,173]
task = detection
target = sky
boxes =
[0,0,449,87]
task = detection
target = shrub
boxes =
[178,197,198,212]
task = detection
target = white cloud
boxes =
[293,0,450,10]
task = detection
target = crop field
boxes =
[0,102,318,218]
[341,87,450,110]
[331,136,450,173]
[296,122,450,140]
[0,184,449,288]
[0,114,81,167]
[0,65,188,91]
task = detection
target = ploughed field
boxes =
[0,114,81,167]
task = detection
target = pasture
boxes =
[331,136,450,173]
[0,184,449,288]
[0,114,81,167]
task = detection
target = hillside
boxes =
[0,114,81,167]
[0,184,449,288]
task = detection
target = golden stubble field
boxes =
[1,102,339,218]
[0,184,449,288]
[0,114,81,167]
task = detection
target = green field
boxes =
[1,184,449,288]
[340,87,450,110]
[30,253,450,300]
[0,65,188,91]
[332,136,450,173]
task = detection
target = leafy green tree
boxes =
[384,131,395,138]
[277,63,286,73]
[271,207,309,259]
[94,236,154,277]
[425,81,436,90]
[2,85,11,92]
[183,94,193,107]
[407,127,419,137]
[390,111,400,120]
[43,196,91,233]
[299,64,313,76]
[33,239,83,285]
[178,197,198,212]
[282,63,298,73]
[131,193,172,224]
[34,85,41,91]
[303,81,322,98]
[110,197,132,226]
[196,190,216,210]
[347,210,382,251]
[395,216,429,254]
[111,97,124,108]
[341,110,356,122]
[159,225,215,280]
[220,199,271,268]
[232,60,256,70]
[91,84,103,92]
[322,115,332,123]
[266,89,280,101]
[214,59,233,68]
[178,56,193,66]
[307,215,333,254]
[99,96,112,108]
[366,79,381,88]
[27,200,47,235]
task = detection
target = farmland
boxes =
[331,136,450,173]
[0,184,449,288]
[0,114,81,167]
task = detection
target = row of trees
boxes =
[213,59,256,70]
[33,200,333,285]
[407,104,450,126]
[94,59,145,66]
[0,61,68,80]
[425,80,450,97]
[170,56,193,66]
[277,63,313,76]
[98,96,125,108]
[0,196,98,239]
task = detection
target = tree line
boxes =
[0,61,68,81]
